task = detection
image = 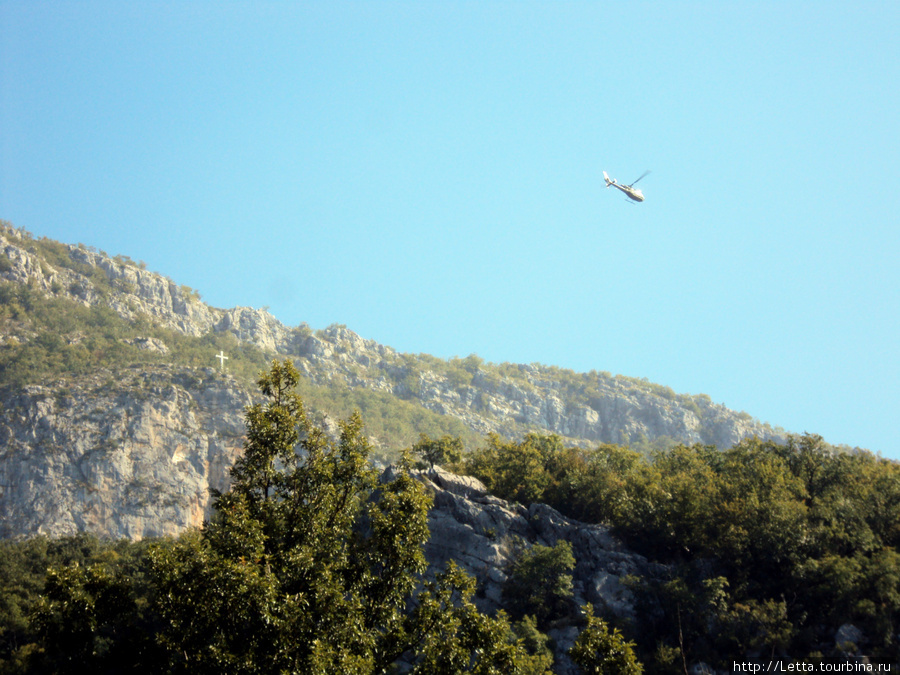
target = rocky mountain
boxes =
[0,222,788,541]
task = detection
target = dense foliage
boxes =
[2,225,892,671]
[412,433,464,471]
[0,361,574,674]
[0,534,158,673]
[3,364,888,671]
[568,605,643,675]
[503,540,576,628]
[461,433,900,669]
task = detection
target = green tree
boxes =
[615,444,718,561]
[3,535,160,674]
[510,614,555,674]
[31,564,135,673]
[465,433,555,506]
[709,440,808,579]
[568,604,642,675]
[544,443,646,525]
[624,569,729,671]
[412,433,464,471]
[717,597,793,662]
[148,359,541,673]
[504,540,576,627]
[410,562,553,674]
[29,555,161,674]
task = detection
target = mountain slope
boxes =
[0,221,785,450]
[0,222,791,539]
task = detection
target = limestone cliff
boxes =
[0,365,250,539]
[0,224,295,353]
[0,223,789,544]
[0,224,786,451]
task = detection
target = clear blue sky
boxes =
[2,2,898,458]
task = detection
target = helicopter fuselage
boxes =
[610,182,644,202]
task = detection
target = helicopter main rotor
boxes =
[629,170,651,187]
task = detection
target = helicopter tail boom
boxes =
[603,171,615,187]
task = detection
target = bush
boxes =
[503,540,575,627]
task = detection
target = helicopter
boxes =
[603,170,650,202]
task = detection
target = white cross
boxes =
[215,350,229,370]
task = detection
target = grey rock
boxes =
[412,467,660,670]
[835,623,865,649]
[413,468,654,621]
[0,226,787,453]
[125,337,169,354]
[0,366,251,540]
[0,224,792,545]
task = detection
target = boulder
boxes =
[411,468,655,623]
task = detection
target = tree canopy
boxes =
[461,432,900,670]
[3,358,897,672]
[7,360,556,674]
[149,359,555,673]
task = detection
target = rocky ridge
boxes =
[417,467,650,618]
[0,225,790,541]
[0,224,791,537]
[0,225,295,353]
[0,224,848,672]
[0,224,785,451]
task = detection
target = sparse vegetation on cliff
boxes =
[0,222,789,454]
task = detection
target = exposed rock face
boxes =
[413,467,660,673]
[417,468,653,618]
[0,226,786,452]
[0,227,298,353]
[0,366,250,540]
[294,324,784,449]
[0,224,793,548]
